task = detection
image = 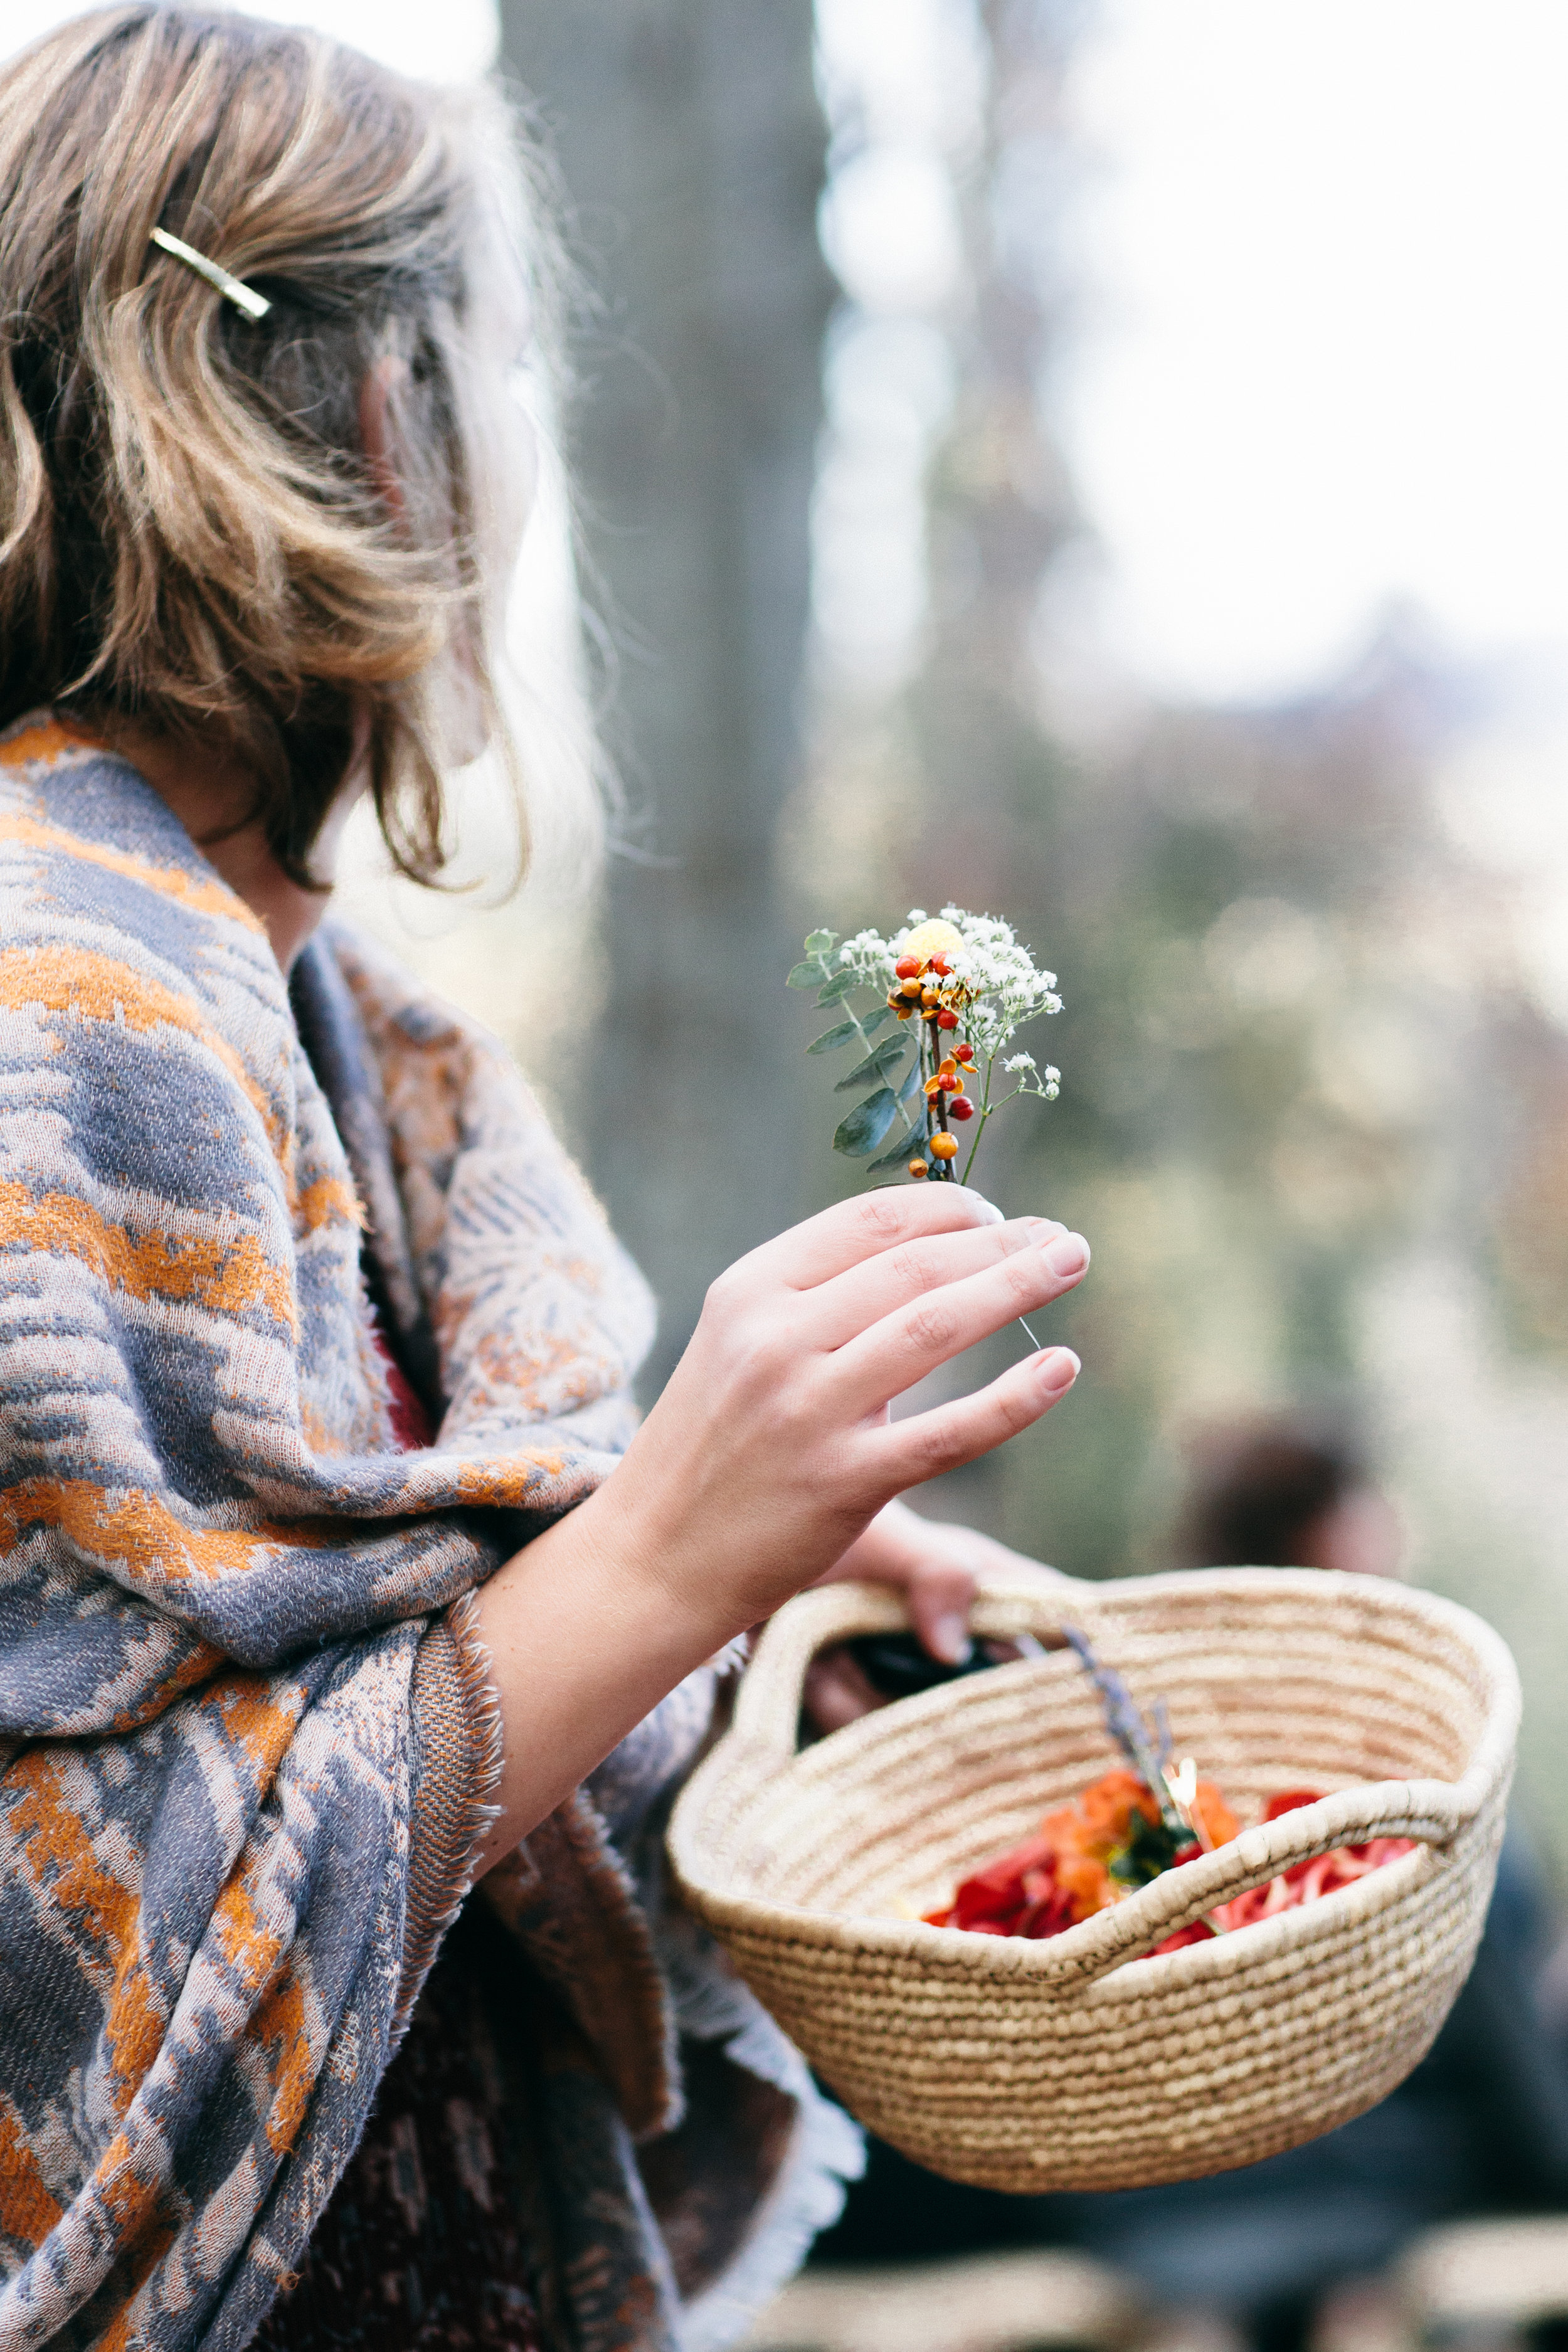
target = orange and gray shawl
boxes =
[0,721,859,2352]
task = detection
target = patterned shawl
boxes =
[0,720,858,2351]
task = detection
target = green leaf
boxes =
[787,960,825,990]
[803,929,838,955]
[835,1037,906,1093]
[862,1004,898,1039]
[833,1088,899,1157]
[898,1056,925,1105]
[815,968,857,1005]
[868,1130,923,1173]
[807,1019,859,1055]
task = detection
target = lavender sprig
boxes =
[1062,1625,1185,1837]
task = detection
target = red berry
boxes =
[954,1041,975,1062]
[895,955,921,979]
[948,1096,975,1121]
[930,955,951,976]
[936,1009,958,1029]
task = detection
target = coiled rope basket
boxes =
[669,1568,1519,2193]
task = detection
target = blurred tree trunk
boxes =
[499,0,834,1392]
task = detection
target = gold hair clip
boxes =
[148,224,270,322]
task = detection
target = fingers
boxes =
[804,1216,1066,1351]
[875,1345,1082,1489]
[903,1550,978,1663]
[829,1228,1091,1412]
[724,1183,1007,1300]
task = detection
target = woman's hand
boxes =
[470,1184,1088,1864]
[802,1498,1068,1733]
[595,1187,1088,1641]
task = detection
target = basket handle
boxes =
[726,1575,1499,1987]
[730,1571,1088,1757]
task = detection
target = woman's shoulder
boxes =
[0,710,288,1076]
[0,716,300,1165]
[0,711,275,959]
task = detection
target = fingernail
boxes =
[953,1186,1004,1226]
[1042,1231,1090,1277]
[930,1611,973,1664]
[1002,1217,1059,1253]
[1037,1347,1080,1395]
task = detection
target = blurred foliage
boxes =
[788,0,1568,1647]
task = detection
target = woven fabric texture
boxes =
[0,719,859,2352]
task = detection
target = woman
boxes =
[0,12,1090,2348]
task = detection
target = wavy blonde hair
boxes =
[0,5,550,882]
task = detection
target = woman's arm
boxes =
[470,1186,1088,1869]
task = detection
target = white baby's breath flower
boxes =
[805,901,1063,1177]
[838,927,898,990]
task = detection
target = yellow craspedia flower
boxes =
[901,917,964,965]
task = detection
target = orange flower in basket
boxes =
[926,1777,1412,1951]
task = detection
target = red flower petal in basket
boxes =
[1150,1922,1214,1956]
[1211,1833,1417,1934]
[1264,1789,1330,1821]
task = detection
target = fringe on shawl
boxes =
[394,1588,507,2037]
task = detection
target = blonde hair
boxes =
[0,5,550,882]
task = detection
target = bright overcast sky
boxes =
[1062,0,1568,703]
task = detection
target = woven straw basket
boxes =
[668,1568,1519,2193]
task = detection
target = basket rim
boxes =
[670,1791,1465,1986]
[668,1566,1520,1989]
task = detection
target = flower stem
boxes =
[960,1051,995,1187]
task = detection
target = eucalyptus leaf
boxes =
[803,929,838,955]
[868,1130,924,1173]
[815,967,857,1005]
[833,1087,899,1158]
[898,1056,924,1105]
[862,1004,898,1039]
[835,1038,906,1093]
[787,960,825,990]
[807,1019,859,1055]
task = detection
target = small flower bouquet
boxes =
[923,1628,1416,1952]
[788,906,1061,1183]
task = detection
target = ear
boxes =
[359,354,409,522]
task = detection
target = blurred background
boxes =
[13,0,1568,2343]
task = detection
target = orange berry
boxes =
[930,1132,959,1161]
[900,976,924,999]
[908,1158,929,1179]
